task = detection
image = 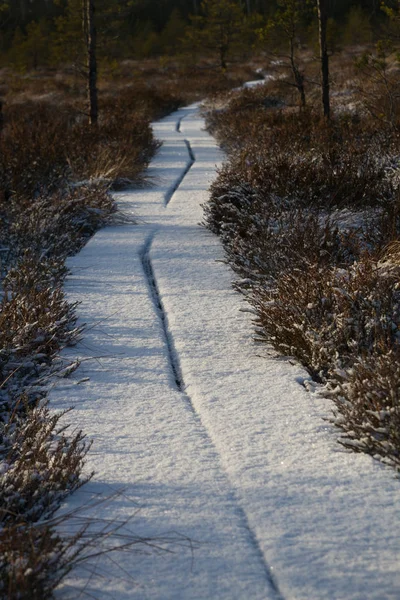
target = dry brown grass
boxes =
[0,520,85,600]
[1,401,91,525]
[0,252,89,597]
[0,58,258,200]
[2,185,116,262]
[0,100,157,198]
[206,91,396,212]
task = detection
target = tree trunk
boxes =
[296,72,306,109]
[220,50,227,70]
[317,0,330,119]
[219,43,227,71]
[0,100,4,135]
[246,0,251,15]
[289,38,306,110]
[86,0,98,126]
[192,0,198,15]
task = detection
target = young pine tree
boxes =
[258,0,310,109]
[54,0,98,125]
[185,0,245,70]
[85,0,97,125]
[317,0,330,118]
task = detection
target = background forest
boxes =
[0,0,394,69]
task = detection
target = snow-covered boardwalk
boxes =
[55,107,400,600]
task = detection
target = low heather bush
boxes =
[1,185,116,262]
[0,520,85,600]
[207,130,395,220]
[0,249,89,597]
[1,401,91,526]
[204,184,363,288]
[331,347,400,468]
[252,256,400,380]
[204,82,400,469]
[0,101,157,198]
[0,255,82,413]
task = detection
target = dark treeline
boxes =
[0,0,396,69]
[0,0,390,29]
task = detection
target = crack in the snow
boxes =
[184,138,195,163]
[142,234,285,600]
[164,138,195,207]
[140,233,184,392]
[164,114,195,206]
[141,114,286,600]
[176,116,184,132]
[236,507,286,600]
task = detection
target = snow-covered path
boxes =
[55,106,400,600]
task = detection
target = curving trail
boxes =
[55,106,400,600]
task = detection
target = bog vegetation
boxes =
[2,0,400,596]
[203,25,400,471]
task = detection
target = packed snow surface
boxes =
[54,106,400,600]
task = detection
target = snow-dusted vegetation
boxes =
[0,59,256,597]
[203,78,400,469]
[4,0,400,596]
[0,88,158,596]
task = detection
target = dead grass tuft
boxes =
[0,101,157,198]
[1,400,91,526]
[0,520,84,600]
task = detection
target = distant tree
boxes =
[258,0,311,109]
[160,8,187,54]
[355,39,400,125]
[381,0,400,32]
[52,0,85,64]
[129,20,160,57]
[0,1,9,25]
[342,5,373,46]
[185,0,245,70]
[9,19,51,70]
[53,0,98,125]
[0,2,12,54]
[85,0,98,126]
[317,0,330,118]
[8,27,26,69]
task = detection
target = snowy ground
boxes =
[54,106,400,600]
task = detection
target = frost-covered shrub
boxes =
[205,89,400,218]
[252,257,400,381]
[0,250,89,596]
[204,183,364,289]
[0,401,90,525]
[0,518,87,600]
[0,100,157,198]
[331,348,400,468]
[204,84,400,469]
[2,185,116,262]
[0,255,82,416]
[208,141,393,219]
